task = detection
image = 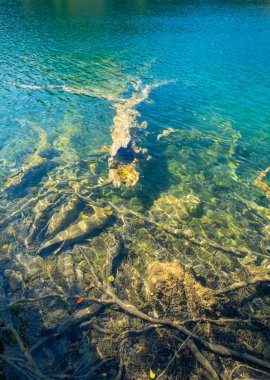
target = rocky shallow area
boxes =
[0,86,269,379]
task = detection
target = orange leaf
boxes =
[76,297,85,304]
[84,285,90,291]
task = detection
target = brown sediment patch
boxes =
[145,261,217,318]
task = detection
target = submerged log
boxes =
[25,192,60,248]
[107,83,151,187]
[9,81,167,187]
[37,206,112,255]
[47,197,79,236]
[1,121,54,194]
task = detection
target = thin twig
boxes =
[0,293,112,314]
[7,325,45,378]
[29,333,61,353]
[0,356,37,380]
[229,364,270,379]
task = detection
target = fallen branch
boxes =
[3,325,46,379]
[0,356,37,380]
[77,246,270,372]
[156,319,204,380]
[29,333,61,353]
[215,276,270,295]
[229,363,270,380]
[186,339,220,380]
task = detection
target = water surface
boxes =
[0,0,270,378]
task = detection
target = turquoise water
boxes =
[1,0,270,196]
[1,0,270,379]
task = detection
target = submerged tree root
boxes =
[2,81,268,380]
[0,356,38,380]
[0,325,46,379]
[215,276,270,295]
[229,364,270,380]
[1,273,270,379]
[0,181,268,378]
[75,246,270,379]
[107,202,270,259]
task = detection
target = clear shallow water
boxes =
[1,0,270,192]
[1,0,270,243]
[1,0,270,379]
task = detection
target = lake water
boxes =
[0,0,270,379]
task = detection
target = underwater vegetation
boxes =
[0,76,269,380]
